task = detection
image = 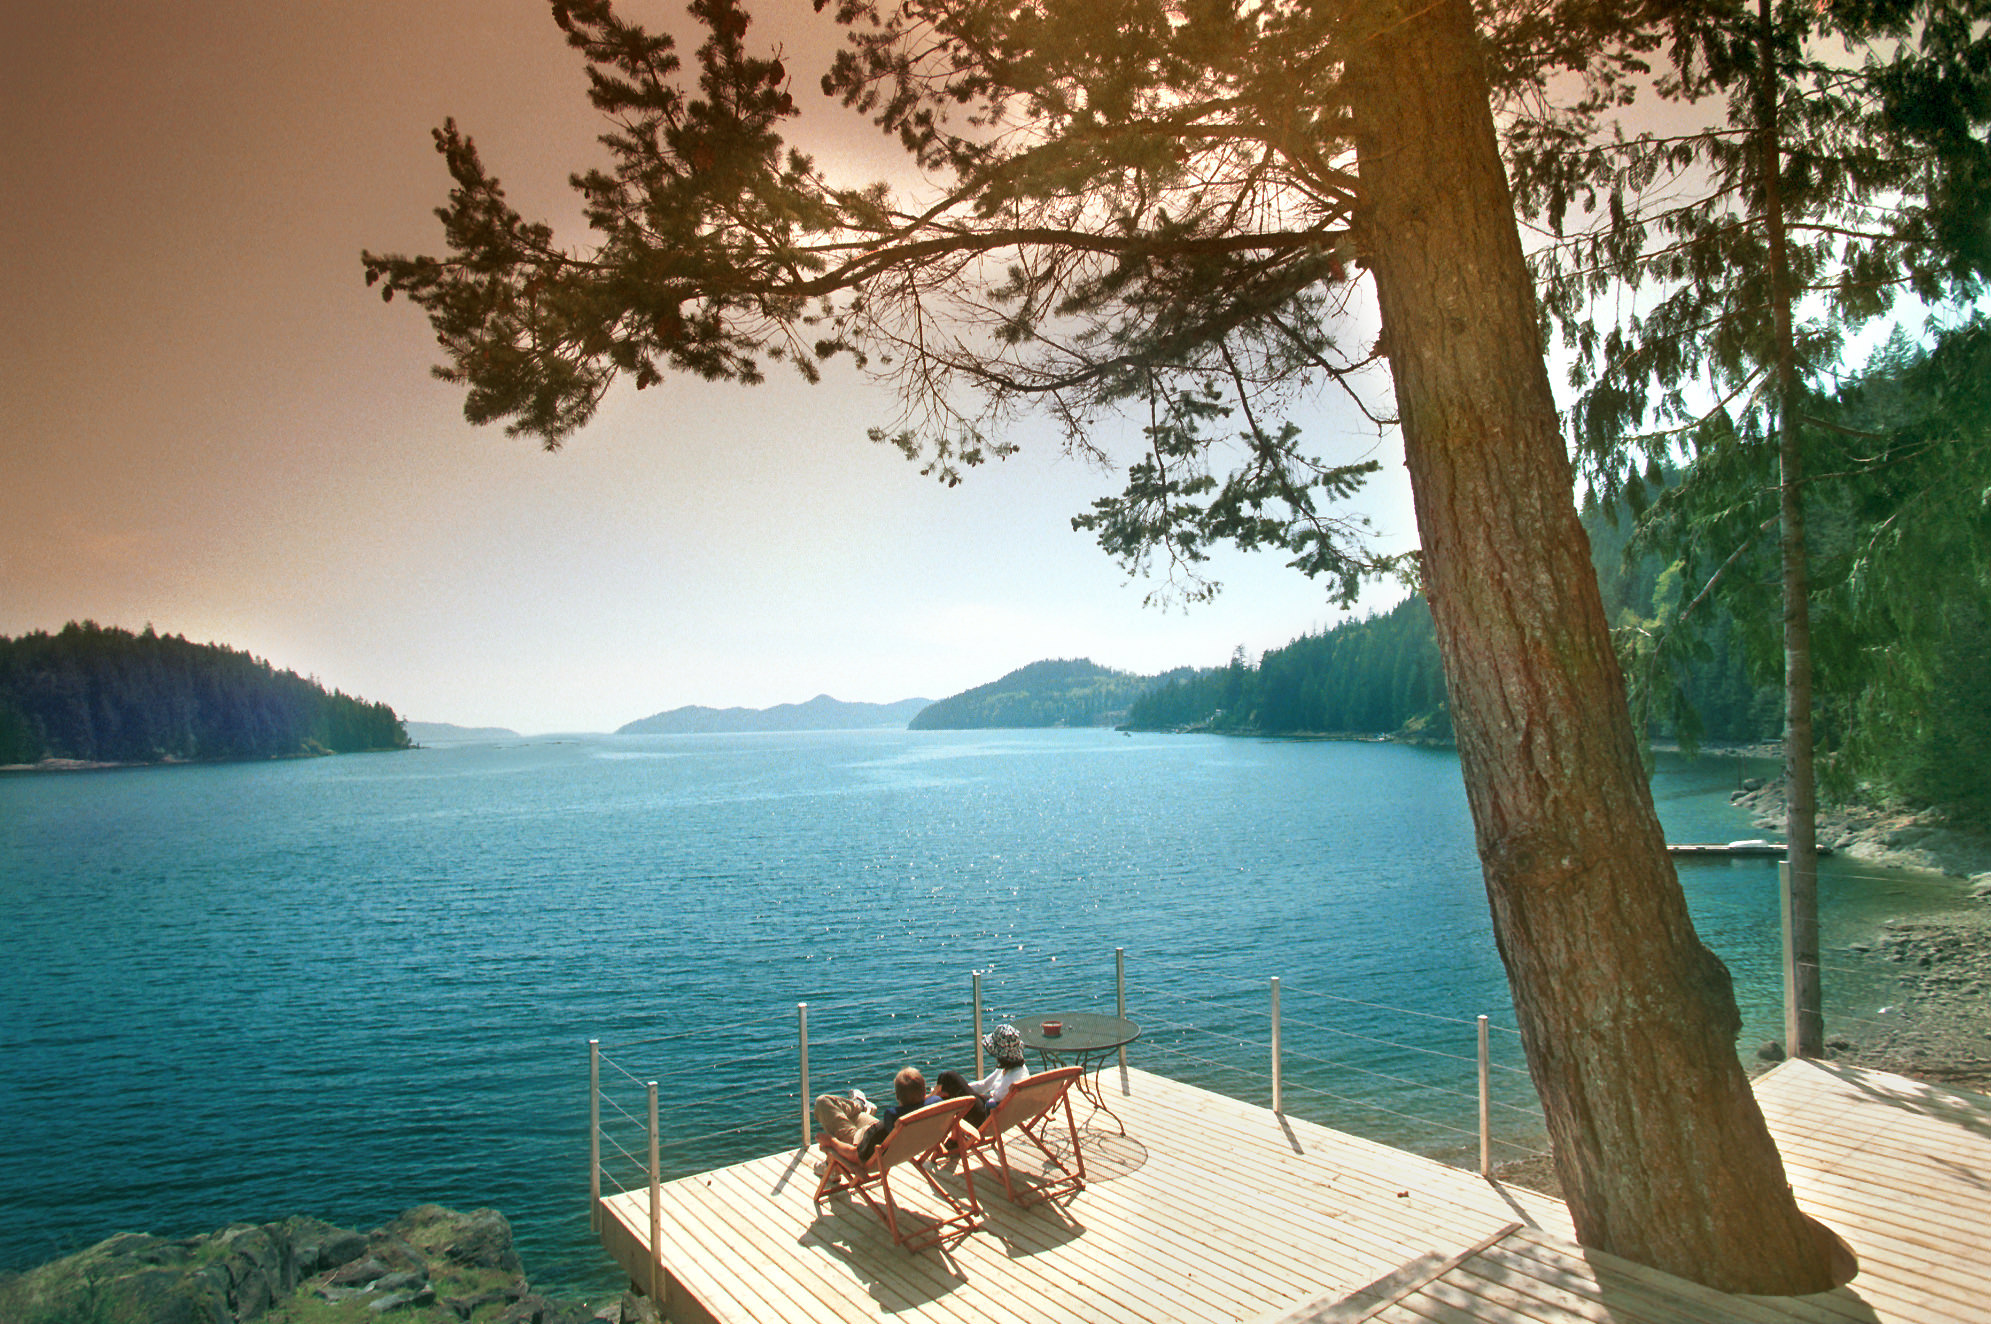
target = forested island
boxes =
[0,623,409,767]
[908,658,1192,729]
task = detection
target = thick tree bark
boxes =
[1343,0,1848,1294]
[1756,0,1824,1060]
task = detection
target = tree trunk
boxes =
[1343,0,1847,1294]
[1756,0,1824,1060]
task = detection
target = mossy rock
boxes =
[0,1234,230,1324]
[0,1206,581,1324]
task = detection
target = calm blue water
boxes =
[0,731,1964,1300]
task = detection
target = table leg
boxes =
[1076,1050,1128,1138]
[1028,1046,1130,1137]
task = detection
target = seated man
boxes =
[813,1066,932,1163]
[934,1023,1031,1128]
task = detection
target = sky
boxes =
[1,0,1418,734]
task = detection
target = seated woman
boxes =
[934,1023,1030,1128]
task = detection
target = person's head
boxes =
[984,1024,1025,1069]
[893,1066,928,1108]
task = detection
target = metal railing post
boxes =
[798,1002,811,1149]
[646,1080,662,1302]
[1270,976,1283,1114]
[1781,861,1802,1056]
[588,1040,602,1232]
[973,971,985,1077]
[1477,1015,1491,1178]
[1115,947,1128,1077]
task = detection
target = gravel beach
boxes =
[1827,910,1991,1091]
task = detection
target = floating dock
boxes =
[1667,839,1835,858]
[597,1060,1989,1324]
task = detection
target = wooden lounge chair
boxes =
[958,1064,1087,1207]
[814,1094,982,1251]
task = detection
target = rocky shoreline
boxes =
[1492,905,1991,1202]
[1727,773,1991,882]
[0,1205,638,1324]
[1731,776,1991,1087]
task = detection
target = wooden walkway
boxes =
[598,1060,1991,1324]
[1271,1059,1991,1324]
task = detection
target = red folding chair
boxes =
[813,1094,982,1250]
[957,1065,1087,1207]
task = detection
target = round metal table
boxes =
[1015,1013,1140,1134]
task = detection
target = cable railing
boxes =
[589,892,1972,1293]
[1126,971,1550,1173]
[587,944,1554,1293]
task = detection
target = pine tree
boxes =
[365,0,1851,1287]
[1512,0,1991,1054]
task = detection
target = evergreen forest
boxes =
[1121,496,1777,745]
[0,623,411,767]
[1123,601,1455,740]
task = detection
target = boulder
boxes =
[383,1204,520,1274]
[206,1222,296,1317]
[367,1283,437,1313]
[495,1293,602,1324]
[600,1291,661,1324]
[445,1285,528,1317]
[365,1233,431,1277]
[285,1216,368,1277]
[373,1269,428,1294]
[328,1255,395,1288]
[0,1242,230,1324]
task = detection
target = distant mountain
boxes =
[405,721,522,743]
[909,658,1193,730]
[616,695,931,735]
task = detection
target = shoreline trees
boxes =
[0,622,410,766]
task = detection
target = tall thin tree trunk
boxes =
[1757,0,1824,1059]
[1343,0,1847,1293]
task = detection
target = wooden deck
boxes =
[598,1059,1991,1324]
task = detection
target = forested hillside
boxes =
[1124,602,1451,737]
[1125,505,1777,743]
[1584,492,1783,748]
[909,659,1186,729]
[1618,320,1991,815]
[0,623,410,766]
[1122,321,1991,824]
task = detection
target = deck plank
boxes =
[597,1059,1990,1324]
